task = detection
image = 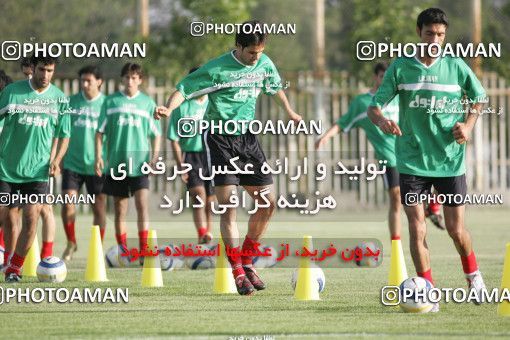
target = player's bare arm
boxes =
[150,135,161,166]
[315,124,340,150]
[154,90,185,120]
[170,140,188,184]
[49,137,69,176]
[95,132,104,177]
[272,89,302,122]
[367,105,402,136]
[452,102,483,144]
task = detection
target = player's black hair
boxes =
[235,20,267,48]
[78,65,103,80]
[0,70,13,92]
[188,66,200,74]
[20,57,32,68]
[417,8,448,30]
[121,62,143,78]
[374,62,387,75]
[30,55,59,67]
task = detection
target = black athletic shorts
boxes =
[102,175,149,198]
[202,130,273,187]
[62,168,104,196]
[0,180,49,207]
[400,173,467,207]
[382,166,400,189]
[183,151,214,197]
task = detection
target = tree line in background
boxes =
[0,0,509,83]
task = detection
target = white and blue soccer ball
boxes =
[354,241,382,267]
[252,245,278,268]
[105,245,131,268]
[399,277,435,313]
[159,243,185,271]
[0,246,4,267]
[291,265,326,293]
[37,256,67,283]
[185,244,215,270]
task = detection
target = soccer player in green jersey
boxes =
[17,58,60,261]
[368,8,487,309]
[1,55,70,282]
[61,65,107,261]
[155,21,302,295]
[167,67,215,245]
[316,63,403,241]
[96,63,161,260]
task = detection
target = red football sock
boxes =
[41,241,53,259]
[4,250,10,266]
[116,233,127,248]
[417,269,435,286]
[227,246,245,278]
[241,236,258,266]
[0,227,4,248]
[461,251,478,275]
[428,200,441,214]
[138,230,148,252]
[64,221,76,244]
[197,227,207,238]
[391,235,401,241]
[6,253,25,275]
[99,227,106,242]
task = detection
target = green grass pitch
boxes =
[0,206,509,339]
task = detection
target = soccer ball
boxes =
[37,256,67,283]
[354,241,382,267]
[399,277,435,313]
[185,244,215,270]
[253,245,278,268]
[105,245,131,268]
[159,243,185,271]
[291,265,326,293]
[0,246,4,266]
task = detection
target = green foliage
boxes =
[0,0,138,79]
[146,0,256,83]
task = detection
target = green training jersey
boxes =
[63,92,105,175]
[176,51,282,135]
[338,93,399,167]
[167,97,208,152]
[371,56,486,177]
[97,91,161,177]
[0,79,71,183]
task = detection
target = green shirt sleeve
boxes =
[456,58,486,101]
[337,97,360,132]
[148,99,161,138]
[97,99,108,134]
[167,106,181,142]
[176,66,215,100]
[371,61,398,108]
[262,59,282,95]
[0,85,12,118]
[56,100,71,138]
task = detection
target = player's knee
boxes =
[447,227,464,242]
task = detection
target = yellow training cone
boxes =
[213,238,237,294]
[498,243,510,316]
[388,239,408,288]
[141,229,163,287]
[294,235,320,301]
[23,233,40,277]
[84,225,108,282]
